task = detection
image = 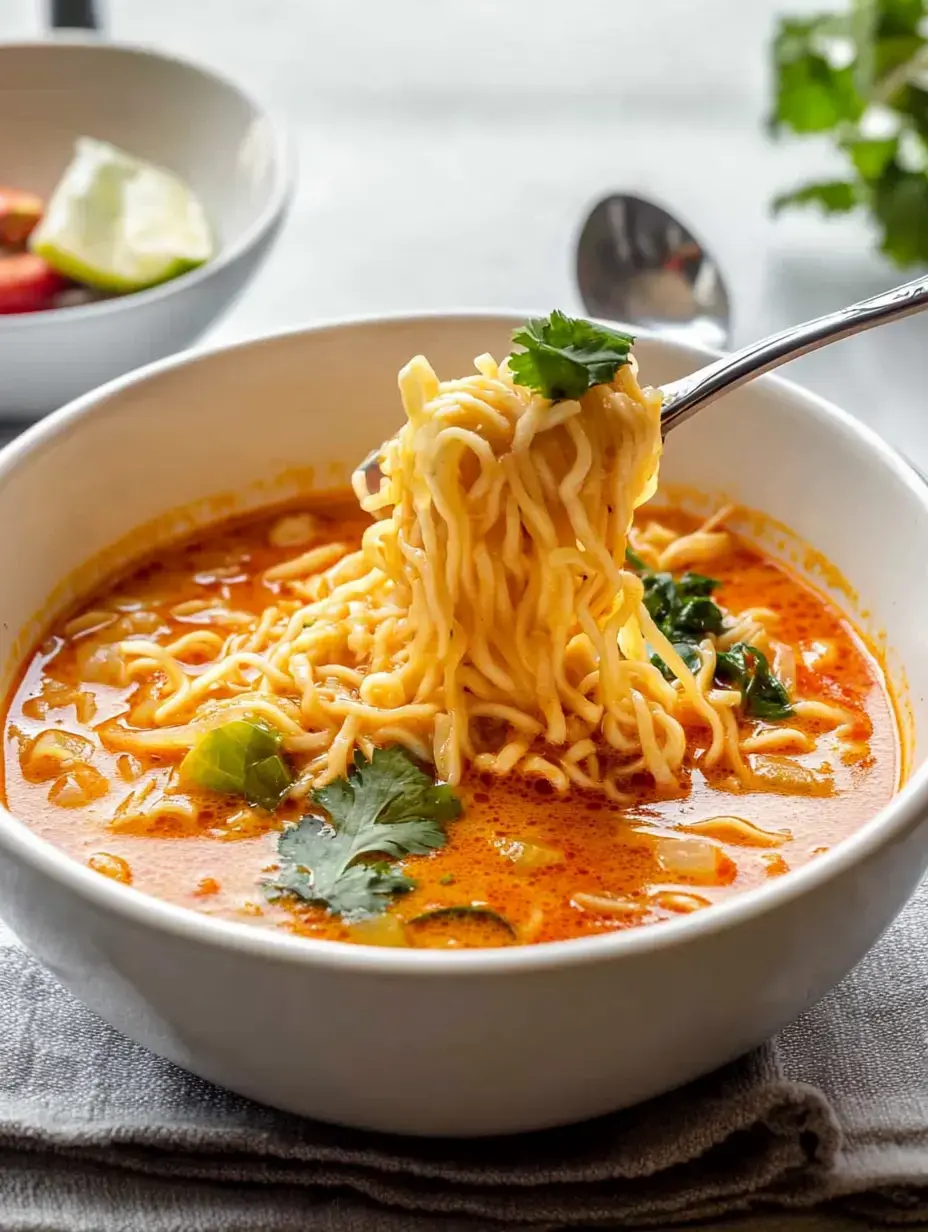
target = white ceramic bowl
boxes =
[0,38,293,419]
[0,313,927,1137]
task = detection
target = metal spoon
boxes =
[358,272,928,489]
[576,193,731,351]
[658,270,928,433]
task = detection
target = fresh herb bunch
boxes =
[770,0,928,265]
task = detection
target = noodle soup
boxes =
[2,495,897,949]
[0,317,903,950]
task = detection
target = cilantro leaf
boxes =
[772,180,860,215]
[714,642,794,720]
[872,165,928,265]
[878,0,923,38]
[179,717,293,812]
[508,311,634,401]
[270,836,417,917]
[264,746,461,919]
[845,136,899,181]
[769,16,864,135]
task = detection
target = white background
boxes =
[6,0,928,468]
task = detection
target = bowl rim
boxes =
[1,307,927,976]
[0,35,296,327]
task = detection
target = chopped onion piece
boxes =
[48,763,109,808]
[269,513,317,549]
[751,754,834,797]
[348,914,408,947]
[651,890,710,913]
[87,851,132,883]
[75,640,129,687]
[656,837,722,882]
[493,837,564,872]
[115,610,163,638]
[21,729,94,782]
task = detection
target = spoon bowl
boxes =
[576,193,731,350]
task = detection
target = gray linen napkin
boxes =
[2,876,928,1232]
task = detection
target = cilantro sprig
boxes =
[770,1,928,266]
[264,746,461,920]
[508,311,635,401]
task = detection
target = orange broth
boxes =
[0,495,899,948]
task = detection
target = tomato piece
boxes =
[0,187,44,248]
[0,253,68,314]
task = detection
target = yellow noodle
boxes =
[686,815,791,847]
[100,347,836,796]
[264,542,350,582]
[62,609,118,639]
[572,891,645,917]
[741,727,815,753]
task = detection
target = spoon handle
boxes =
[49,0,100,28]
[659,272,928,433]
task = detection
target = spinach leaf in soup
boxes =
[714,642,794,720]
[640,570,725,644]
[626,554,793,717]
[651,641,703,683]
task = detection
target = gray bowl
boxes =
[0,37,294,419]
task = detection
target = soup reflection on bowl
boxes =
[0,313,926,1136]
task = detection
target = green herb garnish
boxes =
[179,717,293,811]
[714,642,794,720]
[770,1,928,266]
[629,565,723,683]
[651,641,703,683]
[625,556,793,715]
[264,746,461,920]
[641,571,724,643]
[508,311,635,401]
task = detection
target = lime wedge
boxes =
[30,137,214,294]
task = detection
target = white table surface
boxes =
[7,0,928,468]
[0,4,922,1228]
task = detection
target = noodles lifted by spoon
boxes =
[112,313,837,802]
